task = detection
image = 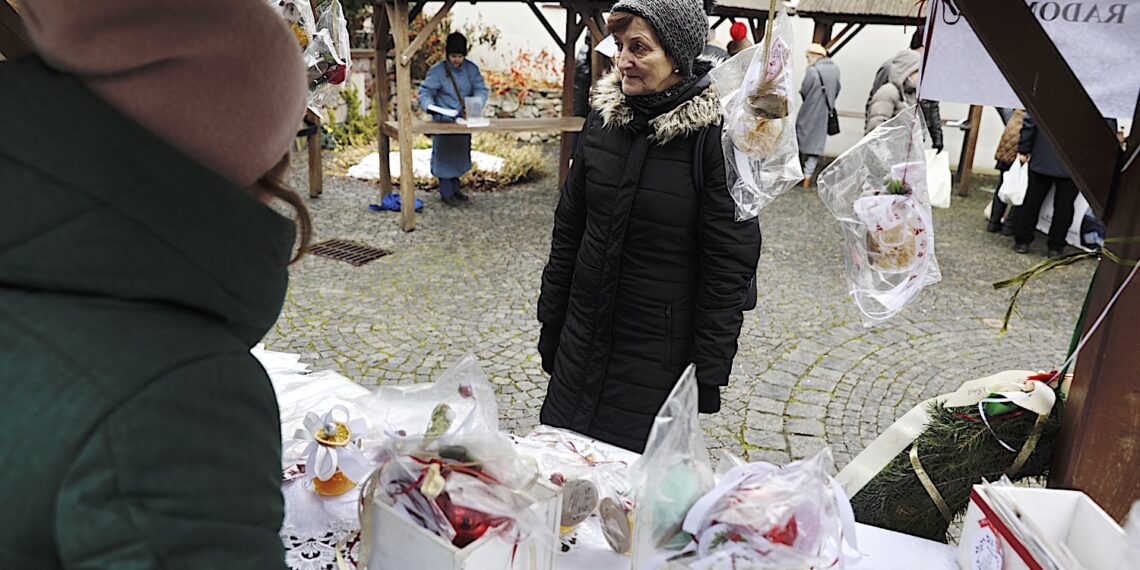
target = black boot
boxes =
[453,188,470,202]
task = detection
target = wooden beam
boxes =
[823,22,856,51]
[374,3,394,198]
[571,3,604,48]
[749,18,763,44]
[390,0,418,231]
[527,1,564,52]
[559,6,584,184]
[0,0,30,59]
[399,0,455,67]
[955,0,1137,521]
[409,0,426,22]
[385,117,585,135]
[825,23,865,57]
[955,104,983,197]
[711,16,728,30]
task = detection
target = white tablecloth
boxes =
[258,348,959,570]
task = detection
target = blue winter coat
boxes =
[417,59,489,179]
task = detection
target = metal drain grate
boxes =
[308,239,392,266]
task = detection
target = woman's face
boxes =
[613,16,680,96]
[448,53,465,67]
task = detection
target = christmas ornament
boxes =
[293,405,372,497]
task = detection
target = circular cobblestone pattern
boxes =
[266,151,1094,468]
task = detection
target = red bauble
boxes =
[437,493,500,548]
[763,516,798,546]
[730,22,749,42]
[326,64,347,85]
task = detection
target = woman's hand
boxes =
[1018,153,1031,164]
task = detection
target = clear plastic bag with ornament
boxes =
[357,355,554,552]
[708,4,803,221]
[657,449,860,570]
[816,105,942,327]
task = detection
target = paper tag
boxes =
[595,35,618,58]
[560,479,600,527]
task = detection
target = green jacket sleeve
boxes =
[55,353,286,569]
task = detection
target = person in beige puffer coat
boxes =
[864,49,920,134]
[988,109,1026,233]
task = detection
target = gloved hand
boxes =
[933,143,944,153]
[538,323,561,375]
[698,384,721,414]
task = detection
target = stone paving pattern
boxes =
[266,151,1094,468]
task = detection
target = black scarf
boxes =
[625,59,712,130]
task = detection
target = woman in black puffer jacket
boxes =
[537,0,762,452]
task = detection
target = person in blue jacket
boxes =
[418,32,489,206]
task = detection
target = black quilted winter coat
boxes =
[537,62,762,452]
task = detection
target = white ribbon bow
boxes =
[292,405,372,483]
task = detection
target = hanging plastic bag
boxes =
[817,106,942,327]
[267,0,317,49]
[304,0,352,113]
[630,365,715,569]
[708,4,802,221]
[998,158,1029,206]
[926,149,951,209]
[654,448,860,569]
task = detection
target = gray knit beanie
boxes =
[612,0,709,77]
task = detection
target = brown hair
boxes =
[606,11,635,35]
[255,155,312,264]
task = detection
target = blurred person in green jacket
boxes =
[0,0,310,567]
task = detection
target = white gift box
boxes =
[958,485,1130,570]
[366,479,562,570]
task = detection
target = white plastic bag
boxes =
[817,106,942,327]
[709,5,802,220]
[926,149,951,209]
[998,158,1028,206]
[631,365,715,569]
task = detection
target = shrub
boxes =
[322,87,377,149]
[465,132,545,188]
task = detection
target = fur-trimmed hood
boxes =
[590,59,722,145]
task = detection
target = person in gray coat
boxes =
[796,43,840,186]
[865,48,919,133]
[866,29,944,152]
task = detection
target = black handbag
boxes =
[817,68,840,136]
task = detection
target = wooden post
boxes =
[389,0,417,231]
[589,10,604,88]
[955,104,983,197]
[559,8,583,184]
[306,110,323,198]
[0,0,30,59]
[374,3,394,198]
[1054,120,1140,520]
[811,18,833,45]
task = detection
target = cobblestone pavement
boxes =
[266,150,1094,468]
